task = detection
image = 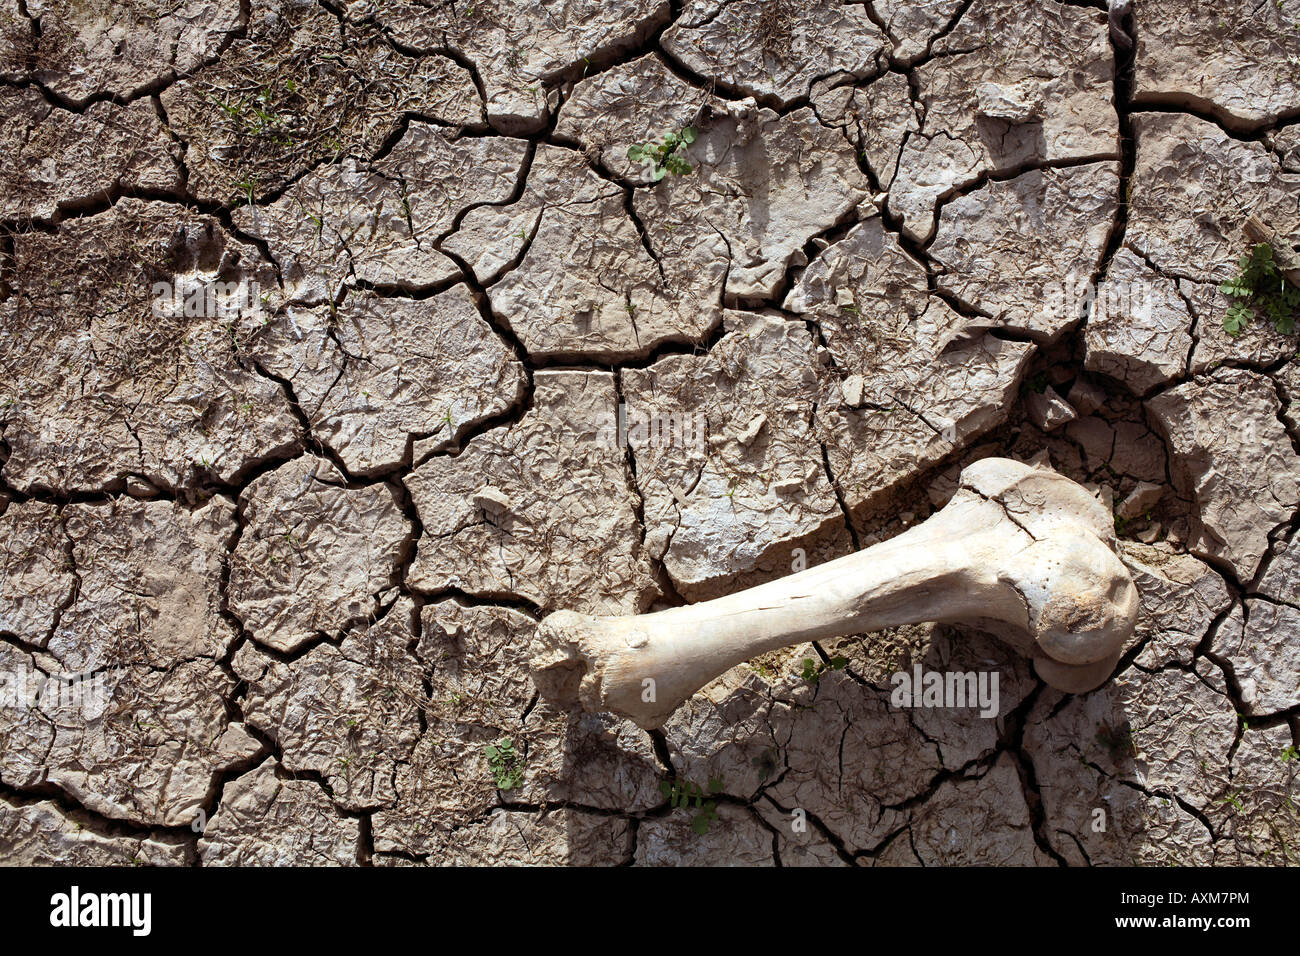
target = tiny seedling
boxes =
[750,748,778,783]
[1095,720,1137,760]
[660,775,725,834]
[485,738,524,790]
[627,126,698,181]
[233,175,258,208]
[1218,789,1245,813]
[1281,745,1298,763]
[800,655,848,683]
[1023,371,1050,395]
[1220,243,1300,336]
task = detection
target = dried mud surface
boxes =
[0,0,1297,866]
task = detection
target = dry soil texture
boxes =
[0,0,1297,866]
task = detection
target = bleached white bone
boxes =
[530,458,1139,730]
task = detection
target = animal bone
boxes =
[530,458,1139,730]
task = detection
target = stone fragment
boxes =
[473,487,512,514]
[1025,386,1076,432]
[976,80,1044,123]
[841,375,865,408]
[1116,482,1163,521]
[1134,523,1161,544]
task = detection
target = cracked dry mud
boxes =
[0,0,1298,868]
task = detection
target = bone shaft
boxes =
[600,522,1026,719]
[652,532,997,652]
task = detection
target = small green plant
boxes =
[800,655,848,683]
[1023,371,1049,394]
[627,126,698,181]
[1281,745,1298,763]
[233,174,258,208]
[1095,720,1137,760]
[1219,789,1245,813]
[485,738,524,791]
[750,748,778,783]
[1220,243,1300,336]
[660,776,725,834]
